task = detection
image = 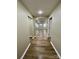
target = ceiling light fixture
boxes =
[38,10,43,15]
[43,23,47,27]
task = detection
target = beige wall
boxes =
[17,1,34,59]
[49,4,61,55]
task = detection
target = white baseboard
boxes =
[50,41,61,59]
[20,43,31,59]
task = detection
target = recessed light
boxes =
[38,10,43,15]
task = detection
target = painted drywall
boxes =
[49,4,61,55]
[17,1,34,59]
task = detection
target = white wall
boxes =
[49,4,61,55]
[17,1,34,59]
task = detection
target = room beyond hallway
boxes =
[23,37,59,59]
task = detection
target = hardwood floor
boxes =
[23,38,59,59]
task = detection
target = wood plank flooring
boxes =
[23,38,59,59]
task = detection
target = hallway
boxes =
[17,0,61,59]
[1,0,79,59]
[23,37,59,59]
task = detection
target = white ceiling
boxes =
[20,0,61,17]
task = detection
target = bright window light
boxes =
[35,23,39,28]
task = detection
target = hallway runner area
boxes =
[23,38,59,59]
